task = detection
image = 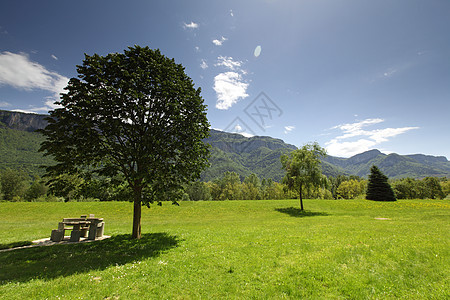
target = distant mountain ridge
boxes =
[0,110,448,180]
[0,110,48,132]
[322,149,450,179]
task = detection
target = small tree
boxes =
[24,177,48,201]
[391,177,418,199]
[39,46,210,239]
[281,142,326,210]
[366,165,396,201]
[422,177,445,199]
[0,169,27,201]
[185,181,211,201]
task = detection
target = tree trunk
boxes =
[132,185,142,239]
[299,185,304,211]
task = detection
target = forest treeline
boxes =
[1,169,448,202]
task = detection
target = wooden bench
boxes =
[50,214,105,242]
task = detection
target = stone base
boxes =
[96,222,105,238]
[50,229,64,242]
[70,230,81,242]
[80,228,89,237]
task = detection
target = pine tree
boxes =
[366,165,396,201]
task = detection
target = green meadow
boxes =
[0,199,449,299]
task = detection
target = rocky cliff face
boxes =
[0,110,48,132]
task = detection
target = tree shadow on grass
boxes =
[275,207,329,218]
[0,233,178,284]
[0,240,33,250]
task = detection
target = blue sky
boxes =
[1,0,449,158]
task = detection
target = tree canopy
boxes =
[366,165,396,201]
[39,45,210,238]
[281,142,327,210]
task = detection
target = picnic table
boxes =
[50,214,105,242]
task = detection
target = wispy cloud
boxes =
[183,21,199,29]
[0,101,11,107]
[212,36,227,46]
[382,68,397,78]
[200,59,208,69]
[326,118,419,157]
[214,72,249,110]
[369,62,413,83]
[0,51,69,111]
[284,126,295,134]
[215,56,242,71]
[12,108,45,114]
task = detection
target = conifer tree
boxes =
[366,165,396,201]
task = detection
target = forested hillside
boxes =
[322,149,450,179]
[0,110,449,180]
[0,127,54,176]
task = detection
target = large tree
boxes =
[39,46,210,239]
[280,142,327,210]
[366,165,396,201]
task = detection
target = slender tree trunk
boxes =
[299,185,304,211]
[132,185,142,239]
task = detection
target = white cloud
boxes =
[215,56,242,71]
[284,126,295,134]
[214,72,249,110]
[12,108,46,114]
[326,118,419,157]
[383,68,397,78]
[230,124,254,138]
[183,22,199,29]
[200,59,208,70]
[0,51,68,110]
[0,101,11,107]
[213,55,249,110]
[212,36,227,46]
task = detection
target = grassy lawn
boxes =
[0,199,449,299]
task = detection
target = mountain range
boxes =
[1,110,449,180]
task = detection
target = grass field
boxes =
[0,199,449,299]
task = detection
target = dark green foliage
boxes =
[38,46,210,238]
[0,168,27,201]
[23,177,48,201]
[46,173,84,202]
[185,181,212,201]
[420,177,445,199]
[391,177,418,199]
[366,165,396,201]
